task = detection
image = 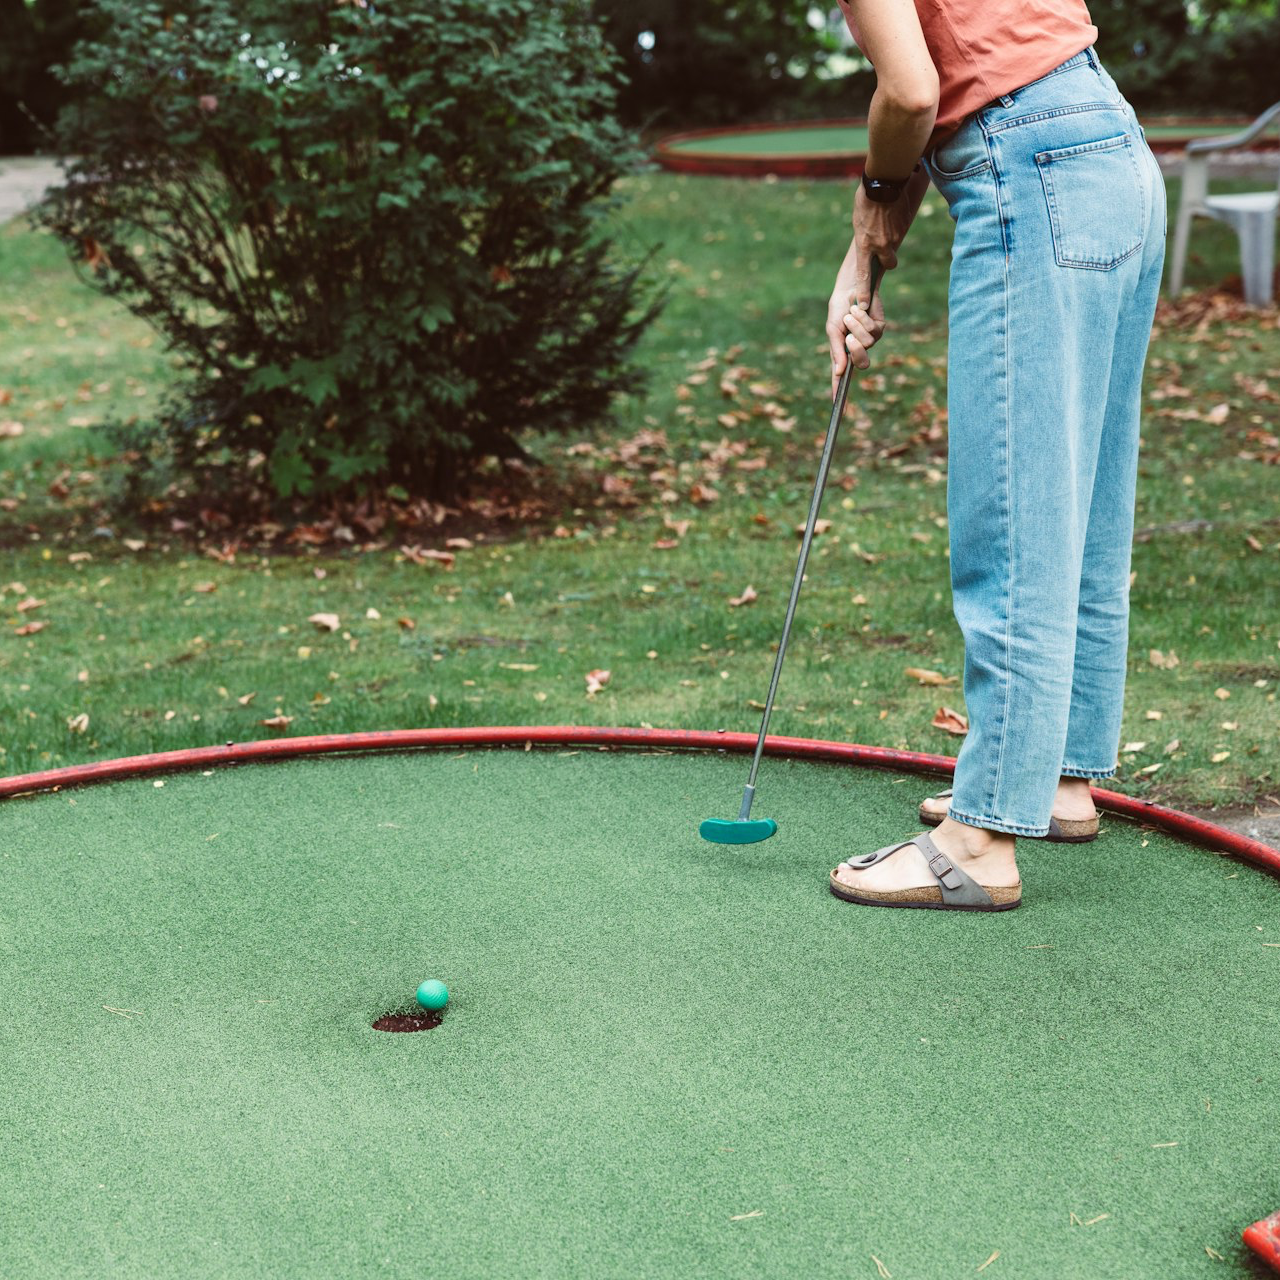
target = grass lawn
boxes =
[1,171,1277,813]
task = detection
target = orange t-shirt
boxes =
[837,0,1099,148]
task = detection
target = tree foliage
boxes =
[37,0,662,506]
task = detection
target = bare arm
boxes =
[827,0,938,391]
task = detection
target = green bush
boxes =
[38,0,663,506]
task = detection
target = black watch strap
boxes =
[861,162,921,203]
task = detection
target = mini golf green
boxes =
[2,729,1278,1278]
[654,117,1266,178]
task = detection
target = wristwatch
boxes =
[861,162,921,203]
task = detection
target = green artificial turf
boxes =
[664,126,871,157]
[661,121,1239,159]
[2,748,1277,1278]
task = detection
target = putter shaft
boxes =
[740,258,884,806]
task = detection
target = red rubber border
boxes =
[1245,1209,1280,1272]
[3,725,1277,876]
[652,116,1270,180]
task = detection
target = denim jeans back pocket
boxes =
[1035,134,1144,269]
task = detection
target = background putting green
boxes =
[661,121,1238,159]
[2,747,1277,1279]
[665,126,870,156]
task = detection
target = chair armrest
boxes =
[1186,101,1280,155]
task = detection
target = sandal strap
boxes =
[840,831,994,907]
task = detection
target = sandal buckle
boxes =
[926,850,963,889]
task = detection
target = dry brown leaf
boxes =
[904,667,956,687]
[401,545,456,569]
[0,420,24,438]
[237,691,257,706]
[193,581,217,594]
[15,597,46,612]
[652,539,680,550]
[585,668,611,696]
[500,662,539,672]
[795,519,833,536]
[1148,648,1180,669]
[397,616,416,630]
[14,620,45,636]
[728,585,758,608]
[259,715,293,729]
[931,706,969,735]
[689,483,719,504]
[308,612,341,632]
[445,537,474,550]
[66,713,89,733]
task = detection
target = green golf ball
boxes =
[415,979,449,1011]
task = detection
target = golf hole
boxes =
[372,1009,443,1033]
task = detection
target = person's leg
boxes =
[1062,101,1168,781]
[835,53,1160,900]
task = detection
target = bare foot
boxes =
[920,776,1098,825]
[831,818,1020,896]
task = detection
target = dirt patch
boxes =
[372,1009,444,1033]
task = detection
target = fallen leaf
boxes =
[237,691,257,706]
[397,616,416,630]
[401,545,456,569]
[1148,649,1180,669]
[193,581,217,594]
[689,483,719,504]
[14,620,45,636]
[904,667,956,686]
[365,607,381,620]
[1211,750,1231,763]
[0,420,24,438]
[585,668,611,696]
[1121,741,1148,753]
[652,538,680,550]
[500,662,539,672]
[795,518,833,536]
[931,706,969,735]
[1213,687,1231,700]
[1163,738,1181,755]
[445,537,474,550]
[308,612,340,632]
[259,715,293,729]
[15,597,46,612]
[66,713,89,733]
[123,538,146,552]
[729,584,758,608]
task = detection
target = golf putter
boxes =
[700,255,884,844]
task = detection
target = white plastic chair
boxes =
[1168,101,1280,307]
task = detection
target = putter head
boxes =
[699,816,778,845]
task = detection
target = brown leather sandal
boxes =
[829,831,1022,911]
[917,789,1099,842]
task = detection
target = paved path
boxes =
[0,157,66,222]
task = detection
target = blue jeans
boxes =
[923,47,1166,837]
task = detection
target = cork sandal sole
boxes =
[828,873,1022,911]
